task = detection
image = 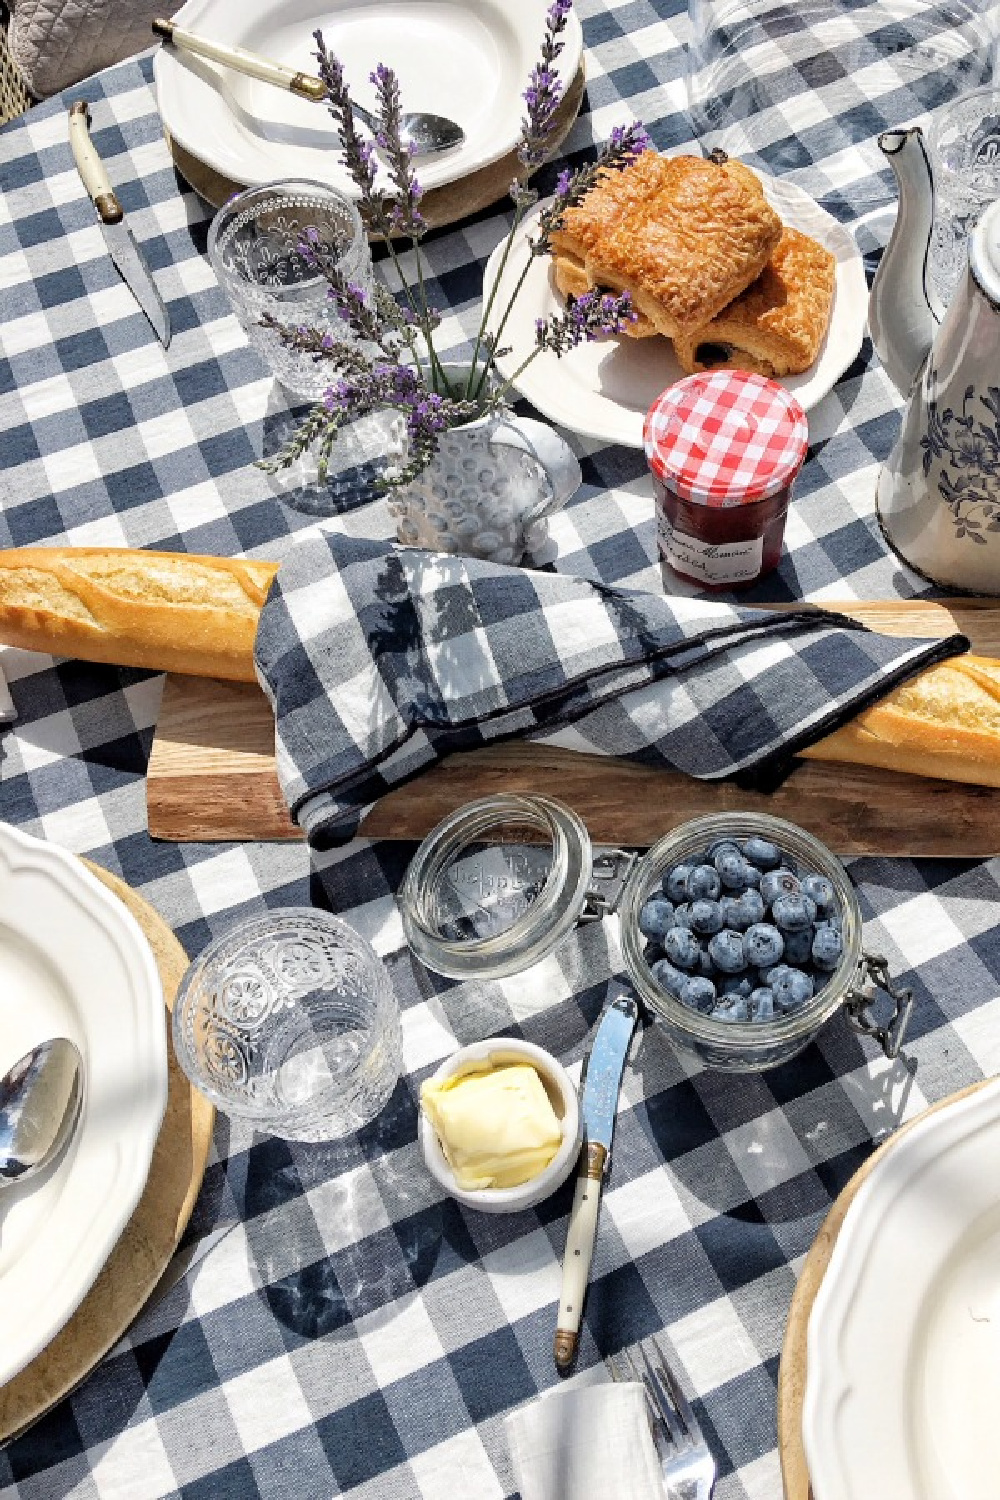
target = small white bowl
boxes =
[419,1038,582,1213]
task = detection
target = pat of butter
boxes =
[421,1060,563,1191]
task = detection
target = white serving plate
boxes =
[0,824,167,1387]
[483,166,868,445]
[154,0,583,195]
[803,1079,1000,1500]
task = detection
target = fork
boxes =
[609,1337,716,1500]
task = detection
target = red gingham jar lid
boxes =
[644,372,809,507]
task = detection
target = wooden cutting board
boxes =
[777,1077,991,1499]
[146,598,1000,852]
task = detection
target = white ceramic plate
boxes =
[0,825,167,1386]
[483,171,868,445]
[154,0,583,195]
[803,1081,1000,1500]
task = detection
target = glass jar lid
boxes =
[643,371,808,506]
[400,794,593,980]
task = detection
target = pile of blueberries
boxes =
[639,834,844,1024]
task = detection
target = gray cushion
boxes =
[8,0,178,99]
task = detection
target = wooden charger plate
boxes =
[0,863,214,1444]
[776,1076,991,1498]
[166,64,586,224]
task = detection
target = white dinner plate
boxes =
[0,825,167,1387]
[154,0,583,196]
[803,1080,1000,1500]
[483,169,868,445]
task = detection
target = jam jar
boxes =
[644,371,809,590]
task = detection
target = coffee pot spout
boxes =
[869,127,938,395]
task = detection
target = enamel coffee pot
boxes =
[869,126,1000,592]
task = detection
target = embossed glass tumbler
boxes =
[173,910,402,1141]
[207,180,374,401]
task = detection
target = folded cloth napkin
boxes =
[254,534,967,846]
[505,1380,663,1500]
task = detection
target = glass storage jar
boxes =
[618,812,912,1072]
[401,798,912,1073]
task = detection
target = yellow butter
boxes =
[421,1060,563,1191]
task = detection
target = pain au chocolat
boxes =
[548,151,783,340]
[548,152,837,377]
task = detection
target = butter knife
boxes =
[68,101,171,348]
[554,988,639,1372]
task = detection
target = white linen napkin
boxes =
[505,1380,663,1500]
[0,661,15,724]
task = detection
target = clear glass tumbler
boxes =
[686,0,1000,211]
[173,909,402,1141]
[207,180,374,401]
[929,85,1000,305]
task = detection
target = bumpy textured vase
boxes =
[386,411,582,566]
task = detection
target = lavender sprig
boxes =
[532,121,653,254]
[535,289,637,354]
[519,0,573,168]
[371,63,426,239]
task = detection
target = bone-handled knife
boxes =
[152,18,328,101]
[68,100,171,348]
[554,988,639,1373]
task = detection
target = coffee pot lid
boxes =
[970,199,1000,307]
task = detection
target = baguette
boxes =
[2,547,1000,794]
[0,547,277,683]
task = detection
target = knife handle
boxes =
[152,18,327,102]
[553,1140,607,1372]
[68,101,122,225]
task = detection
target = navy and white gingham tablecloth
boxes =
[3,5,1000,1497]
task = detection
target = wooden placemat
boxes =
[145,598,1000,853]
[776,1076,992,1499]
[165,64,586,225]
[0,864,214,1444]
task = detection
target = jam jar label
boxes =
[657,512,764,585]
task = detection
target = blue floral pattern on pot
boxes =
[920,383,1000,544]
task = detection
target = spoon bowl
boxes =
[0,1039,84,1188]
[351,100,465,157]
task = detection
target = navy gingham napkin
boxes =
[254,534,967,845]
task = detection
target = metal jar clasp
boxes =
[844,952,913,1060]
[579,849,638,923]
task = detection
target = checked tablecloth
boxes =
[3,4,1000,1497]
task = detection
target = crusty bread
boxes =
[551,152,783,339]
[2,547,1000,794]
[0,547,277,682]
[802,655,1000,789]
[673,227,837,378]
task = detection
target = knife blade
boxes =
[554,987,639,1373]
[68,101,171,348]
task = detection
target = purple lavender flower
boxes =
[531,119,653,253]
[518,0,573,168]
[314,32,377,204]
[370,62,426,239]
[535,289,637,354]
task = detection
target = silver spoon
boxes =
[0,1039,83,1187]
[152,19,466,159]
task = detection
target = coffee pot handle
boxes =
[488,416,582,523]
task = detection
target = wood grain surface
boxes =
[146,599,1000,851]
[0,865,214,1445]
[777,1077,992,1499]
[165,65,586,224]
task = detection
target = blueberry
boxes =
[749,986,775,1021]
[696,948,717,978]
[690,899,724,935]
[737,889,766,928]
[664,863,693,903]
[801,874,836,914]
[772,966,815,1010]
[672,902,695,930]
[719,895,746,930]
[650,957,687,997]
[663,926,702,971]
[760,869,802,906]
[679,976,717,1012]
[740,862,762,889]
[742,836,780,870]
[721,975,752,996]
[812,925,844,970]
[815,912,843,932]
[707,929,746,973]
[713,996,749,1022]
[771,893,818,932]
[687,863,722,900]
[781,927,814,965]
[762,962,790,987]
[639,897,676,939]
[743,923,784,968]
[707,839,742,861]
[714,850,747,890]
